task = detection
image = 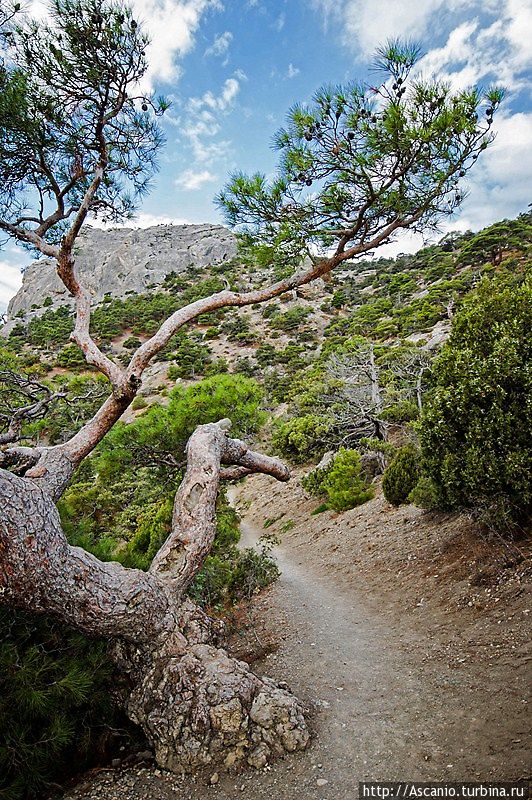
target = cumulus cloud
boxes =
[454,112,532,229]
[183,77,241,162]
[310,0,531,243]
[363,112,532,259]
[417,15,530,91]
[310,0,459,55]
[24,0,223,89]
[131,0,222,87]
[204,31,233,57]
[310,0,528,79]
[175,169,217,190]
[286,63,300,79]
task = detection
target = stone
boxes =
[3,223,237,332]
[209,772,220,785]
[247,742,271,769]
[360,451,385,480]
[209,698,244,733]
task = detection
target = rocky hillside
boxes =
[4,223,236,330]
[1,213,530,418]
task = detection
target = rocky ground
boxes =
[62,476,531,800]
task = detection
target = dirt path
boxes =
[65,500,530,800]
[234,518,529,787]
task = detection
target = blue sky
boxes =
[1,0,531,311]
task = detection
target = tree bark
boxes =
[0,422,309,773]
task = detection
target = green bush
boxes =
[0,608,127,800]
[382,444,421,506]
[122,335,142,350]
[320,448,374,511]
[269,306,311,332]
[408,475,439,509]
[272,414,332,462]
[417,274,532,528]
[55,344,86,368]
[131,395,148,410]
[381,399,419,423]
[301,461,332,497]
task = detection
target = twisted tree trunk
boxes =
[0,422,309,772]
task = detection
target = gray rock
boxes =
[3,223,236,331]
[247,742,271,769]
[360,451,385,480]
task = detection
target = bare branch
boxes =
[0,371,67,445]
[149,420,289,591]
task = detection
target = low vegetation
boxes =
[2,213,530,798]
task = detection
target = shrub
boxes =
[269,306,311,332]
[320,448,374,511]
[272,414,332,462]
[381,399,419,423]
[204,358,229,376]
[417,274,532,528]
[301,461,332,497]
[55,343,86,369]
[0,608,127,800]
[122,335,142,349]
[382,444,421,506]
[408,475,439,509]
[131,395,148,410]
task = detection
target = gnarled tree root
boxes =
[128,642,309,772]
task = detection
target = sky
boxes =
[1,0,531,312]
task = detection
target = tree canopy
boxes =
[217,41,504,275]
[0,0,165,248]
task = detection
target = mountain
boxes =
[4,223,236,328]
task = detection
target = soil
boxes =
[63,474,531,800]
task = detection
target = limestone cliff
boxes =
[5,223,236,323]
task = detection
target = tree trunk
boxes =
[0,425,309,773]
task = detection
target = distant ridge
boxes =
[5,223,236,325]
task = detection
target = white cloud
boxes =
[175,169,217,190]
[204,31,233,57]
[310,0,527,76]
[309,0,531,242]
[311,0,458,55]
[24,0,223,90]
[455,112,532,229]
[364,112,532,258]
[89,212,192,230]
[286,63,300,79]
[0,261,24,312]
[503,0,532,71]
[183,77,241,163]
[129,212,193,227]
[417,14,529,91]
[130,0,223,87]
[274,12,286,31]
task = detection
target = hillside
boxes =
[4,223,236,325]
[3,214,530,403]
[1,212,531,799]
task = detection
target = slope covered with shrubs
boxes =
[0,212,531,797]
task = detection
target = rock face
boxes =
[5,223,237,322]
